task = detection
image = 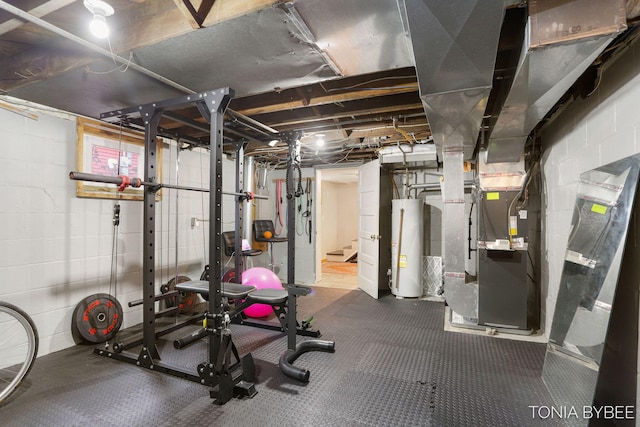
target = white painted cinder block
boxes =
[26,113,75,141]
[0,108,229,358]
[574,144,601,176]
[0,265,29,294]
[556,156,580,187]
[599,127,636,167]
[566,121,587,158]
[0,109,27,133]
[586,100,616,146]
[615,81,640,134]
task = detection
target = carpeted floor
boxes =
[0,287,561,426]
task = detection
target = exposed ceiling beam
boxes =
[269,102,425,128]
[234,82,419,116]
[0,0,76,36]
[201,0,284,27]
[172,0,216,29]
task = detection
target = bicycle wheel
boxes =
[0,302,38,404]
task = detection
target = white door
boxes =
[358,159,381,299]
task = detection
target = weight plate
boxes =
[200,265,210,281]
[222,268,237,283]
[199,266,210,301]
[200,266,238,302]
[163,276,197,314]
[72,293,123,344]
[201,265,238,283]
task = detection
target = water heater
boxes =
[391,199,424,298]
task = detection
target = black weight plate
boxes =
[164,276,197,314]
[72,293,123,344]
[200,265,238,283]
[199,266,210,301]
[199,265,210,281]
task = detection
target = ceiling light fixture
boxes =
[315,133,325,147]
[84,0,114,39]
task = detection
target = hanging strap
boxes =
[301,177,313,243]
[296,177,306,236]
[275,179,284,236]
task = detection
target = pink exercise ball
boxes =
[241,267,282,318]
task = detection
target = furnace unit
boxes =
[474,154,539,332]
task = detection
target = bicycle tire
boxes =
[0,302,39,404]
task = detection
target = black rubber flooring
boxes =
[0,288,562,426]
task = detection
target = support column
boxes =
[284,131,302,350]
[141,106,164,361]
[201,89,233,372]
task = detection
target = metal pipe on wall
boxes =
[242,156,256,244]
[409,180,475,191]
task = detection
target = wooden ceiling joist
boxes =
[234,82,419,116]
[0,0,77,36]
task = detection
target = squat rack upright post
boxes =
[74,87,258,404]
[278,132,335,381]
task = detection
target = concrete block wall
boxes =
[540,36,640,333]
[0,104,232,357]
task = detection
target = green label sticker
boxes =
[591,204,607,214]
[487,192,500,200]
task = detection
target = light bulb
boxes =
[90,14,109,38]
[84,0,114,39]
[315,134,325,147]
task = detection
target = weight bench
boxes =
[172,280,287,349]
[176,280,287,317]
[181,280,286,304]
[174,279,334,382]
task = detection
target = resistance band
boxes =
[303,178,312,244]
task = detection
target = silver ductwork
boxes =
[402,0,505,318]
[402,0,504,160]
[379,144,438,169]
[486,0,627,163]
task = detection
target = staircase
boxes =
[326,239,358,262]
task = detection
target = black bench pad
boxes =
[246,288,288,304]
[176,280,256,299]
[176,280,288,305]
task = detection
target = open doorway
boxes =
[314,167,359,290]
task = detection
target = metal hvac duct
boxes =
[402,0,505,318]
[486,0,627,163]
[401,0,504,160]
